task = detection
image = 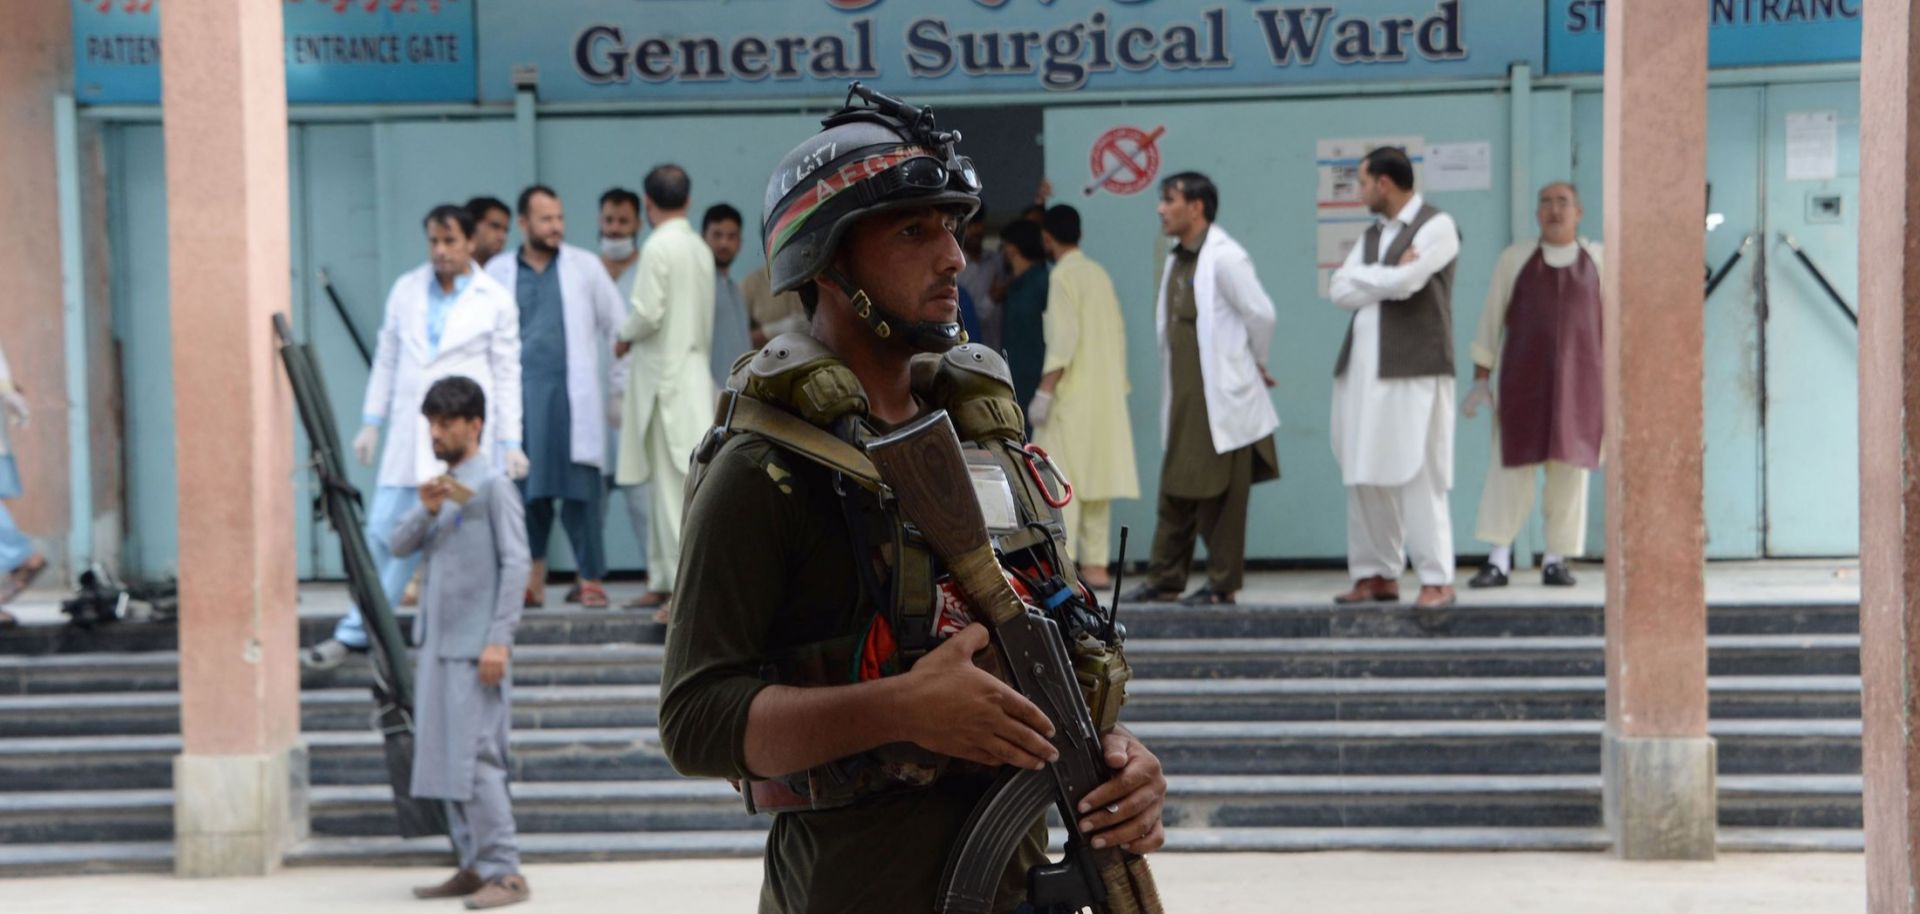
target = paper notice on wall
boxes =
[1785,111,1838,182]
[1317,136,1423,297]
[1424,141,1493,191]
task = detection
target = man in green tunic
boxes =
[1122,173,1281,606]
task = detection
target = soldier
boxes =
[657,87,1168,913]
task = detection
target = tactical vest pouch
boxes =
[911,344,1025,442]
[745,631,953,815]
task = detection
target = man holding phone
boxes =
[391,376,532,910]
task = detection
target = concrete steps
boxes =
[0,675,1862,738]
[0,774,1865,846]
[0,598,1864,875]
[0,601,1861,659]
[0,634,1862,695]
[0,719,1864,791]
[0,824,1860,878]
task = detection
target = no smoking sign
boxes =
[1085,125,1166,197]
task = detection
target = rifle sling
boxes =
[722,393,885,493]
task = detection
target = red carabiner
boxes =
[1022,443,1074,509]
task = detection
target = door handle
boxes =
[1777,233,1859,328]
[1704,233,1753,300]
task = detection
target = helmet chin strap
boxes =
[822,267,967,353]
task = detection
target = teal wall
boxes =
[103,72,1865,579]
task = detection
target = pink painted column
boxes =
[0,5,75,571]
[160,0,304,877]
[1599,0,1715,860]
[1858,4,1920,910]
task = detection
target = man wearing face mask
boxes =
[485,186,628,611]
[596,188,651,597]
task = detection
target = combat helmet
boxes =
[762,82,982,353]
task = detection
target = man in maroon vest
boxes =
[1462,181,1603,588]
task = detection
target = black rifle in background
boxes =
[274,313,445,840]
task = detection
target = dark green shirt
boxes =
[1000,263,1050,409]
[659,433,1044,914]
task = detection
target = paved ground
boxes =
[0,558,1863,628]
[6,852,1867,913]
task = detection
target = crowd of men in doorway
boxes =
[963,148,1603,614]
[303,165,808,678]
[296,143,1607,648]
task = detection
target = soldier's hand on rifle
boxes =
[898,624,1060,771]
[478,643,509,687]
[1073,726,1168,855]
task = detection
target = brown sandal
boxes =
[578,582,609,609]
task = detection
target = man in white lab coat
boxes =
[303,204,525,669]
[487,186,628,610]
[615,165,715,619]
[1119,172,1281,606]
[1328,146,1462,609]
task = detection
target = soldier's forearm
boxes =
[740,679,909,780]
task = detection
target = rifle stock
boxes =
[866,411,1163,914]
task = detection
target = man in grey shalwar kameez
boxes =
[392,377,532,910]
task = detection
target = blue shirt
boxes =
[426,270,472,357]
[365,268,518,452]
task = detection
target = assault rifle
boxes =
[866,411,1163,914]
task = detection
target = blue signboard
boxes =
[477,0,1546,103]
[72,0,477,104]
[1547,0,1860,73]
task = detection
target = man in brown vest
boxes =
[1463,181,1603,588]
[1328,146,1461,609]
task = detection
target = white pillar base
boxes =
[173,744,309,877]
[1603,730,1717,860]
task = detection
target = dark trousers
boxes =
[525,496,606,580]
[1146,455,1254,595]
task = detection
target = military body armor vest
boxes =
[686,333,1131,815]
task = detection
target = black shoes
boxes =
[1179,586,1236,606]
[1471,562,1578,587]
[1468,565,1509,589]
[1118,584,1181,604]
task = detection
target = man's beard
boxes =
[529,235,560,255]
[433,443,471,464]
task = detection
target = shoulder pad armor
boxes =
[740,332,868,429]
[912,343,1024,442]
